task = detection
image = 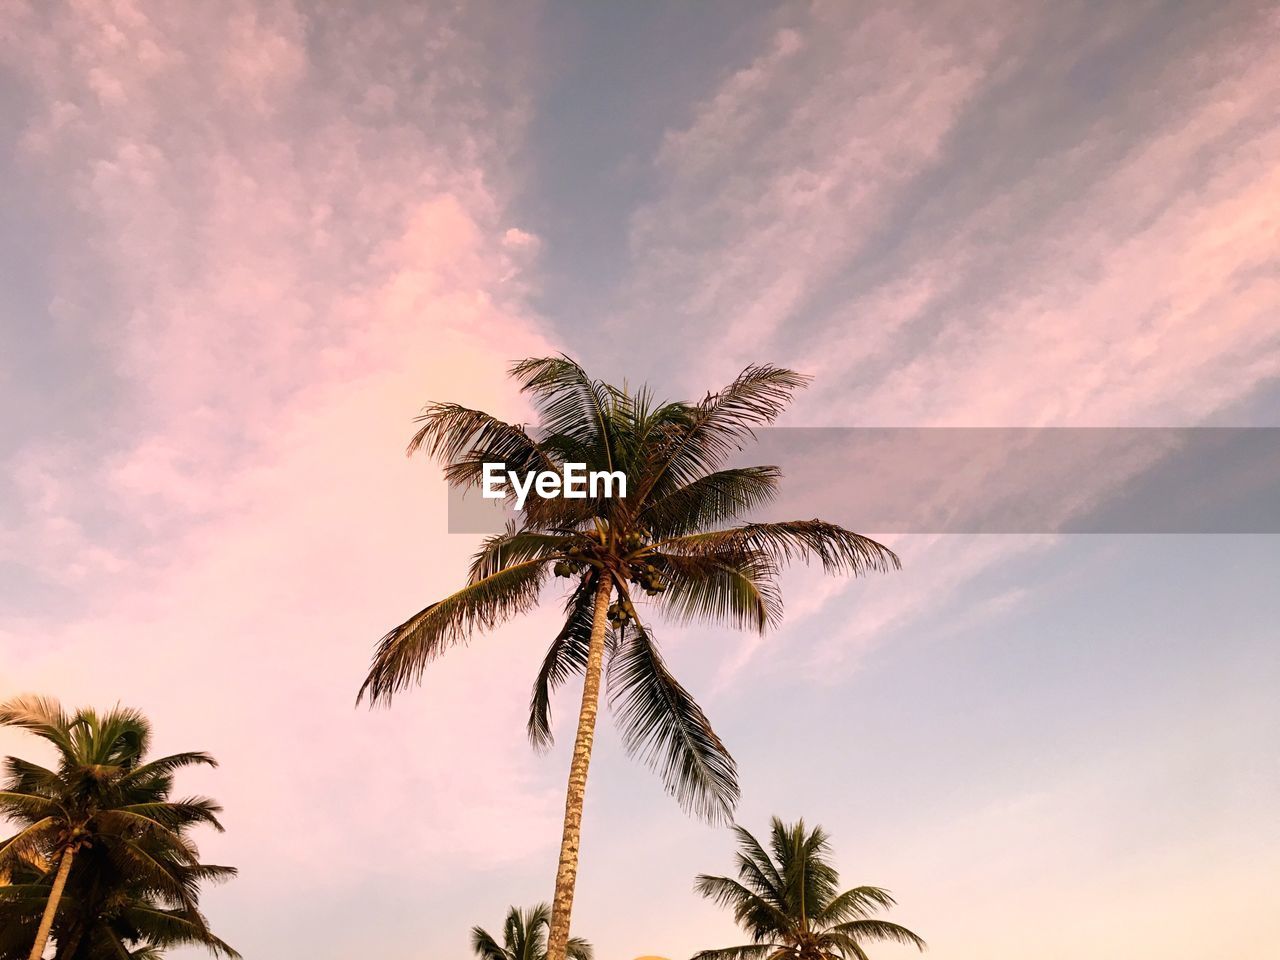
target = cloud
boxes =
[619,0,1280,678]
[2,2,1278,957]
[0,0,565,912]
[623,0,1011,380]
[0,0,539,584]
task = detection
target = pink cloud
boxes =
[0,0,565,894]
[619,1,1280,681]
[2,4,1276,957]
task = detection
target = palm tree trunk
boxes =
[28,845,74,960]
[546,574,613,960]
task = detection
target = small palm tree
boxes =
[360,357,898,960]
[693,818,925,960]
[0,844,237,960]
[472,903,592,960]
[0,696,237,960]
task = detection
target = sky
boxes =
[1,1,1278,958]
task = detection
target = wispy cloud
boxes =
[2,2,1277,958]
[625,1,1010,379]
[620,0,1280,682]
[0,0,562,915]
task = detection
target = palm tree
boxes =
[472,904,592,960]
[692,818,925,960]
[359,356,899,960]
[0,696,238,960]
[0,847,237,960]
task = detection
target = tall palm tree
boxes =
[471,904,592,960]
[692,818,925,960]
[0,696,238,960]
[360,357,899,960]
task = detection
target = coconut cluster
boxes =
[552,559,583,578]
[552,537,597,578]
[551,529,668,624]
[606,599,634,626]
[630,561,666,596]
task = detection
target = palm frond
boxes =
[828,919,925,951]
[116,797,225,833]
[731,824,785,903]
[470,925,511,960]
[470,527,571,583]
[184,862,238,886]
[93,809,210,861]
[69,705,152,767]
[360,559,551,705]
[528,575,601,749]
[407,402,554,476]
[691,945,781,960]
[120,904,243,958]
[0,882,57,904]
[654,551,780,632]
[607,622,738,823]
[0,696,74,756]
[0,818,58,871]
[693,874,792,938]
[100,835,199,909]
[773,819,839,921]
[0,790,59,824]
[641,466,780,538]
[822,937,871,960]
[510,356,617,473]
[120,753,219,786]
[1,756,62,798]
[638,365,809,504]
[664,521,898,576]
[409,403,590,529]
[815,886,897,924]
[472,902,573,960]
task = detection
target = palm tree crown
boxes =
[0,696,238,960]
[471,903,592,960]
[693,818,925,960]
[360,356,897,819]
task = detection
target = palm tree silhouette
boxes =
[471,903,591,960]
[360,357,898,960]
[0,696,237,960]
[693,818,924,960]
